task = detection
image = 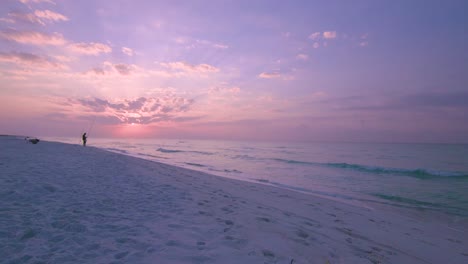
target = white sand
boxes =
[1,136,467,263]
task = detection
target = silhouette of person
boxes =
[82,132,87,146]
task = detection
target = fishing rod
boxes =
[78,129,83,144]
[87,116,97,137]
[79,116,96,145]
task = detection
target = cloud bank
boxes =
[0,51,66,69]
[122,47,134,56]
[67,94,195,124]
[4,10,68,25]
[68,42,112,55]
[0,30,66,45]
[19,0,55,4]
[159,61,219,74]
[258,72,281,79]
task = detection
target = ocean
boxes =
[46,137,468,218]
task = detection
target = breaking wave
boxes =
[106,148,129,154]
[137,153,168,159]
[157,148,184,153]
[209,168,242,174]
[273,158,468,179]
[184,162,207,167]
[156,148,213,155]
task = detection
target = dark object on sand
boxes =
[25,137,40,144]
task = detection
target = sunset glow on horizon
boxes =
[1,0,467,143]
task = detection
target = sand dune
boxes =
[1,136,466,263]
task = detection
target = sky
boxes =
[0,0,467,143]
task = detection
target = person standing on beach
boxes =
[82,132,87,147]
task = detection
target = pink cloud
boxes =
[0,51,66,69]
[176,37,229,50]
[4,10,67,25]
[6,12,42,25]
[212,43,229,49]
[258,72,281,79]
[323,31,337,39]
[309,31,338,41]
[113,63,133,75]
[66,95,195,124]
[308,32,321,40]
[87,67,106,76]
[122,47,134,56]
[359,41,369,47]
[34,10,68,23]
[53,55,73,62]
[0,30,66,45]
[296,53,309,60]
[208,85,241,95]
[68,42,112,55]
[359,34,369,47]
[258,71,294,81]
[0,18,15,23]
[312,42,320,48]
[160,61,219,74]
[83,62,140,77]
[19,0,55,4]
[175,37,187,44]
[196,39,229,49]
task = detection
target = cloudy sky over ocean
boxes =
[0,0,467,142]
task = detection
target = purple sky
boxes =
[0,0,467,143]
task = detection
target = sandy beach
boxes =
[1,136,467,263]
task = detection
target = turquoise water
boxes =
[46,137,468,217]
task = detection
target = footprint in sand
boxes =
[86,243,100,250]
[304,221,321,228]
[262,249,275,258]
[165,240,180,247]
[296,230,309,239]
[221,206,234,213]
[196,241,206,250]
[167,224,183,229]
[256,217,271,223]
[224,235,248,249]
[20,229,37,241]
[114,251,129,259]
[198,211,211,216]
[447,238,462,244]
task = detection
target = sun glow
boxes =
[112,122,152,137]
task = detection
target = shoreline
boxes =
[42,135,468,220]
[1,136,467,263]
